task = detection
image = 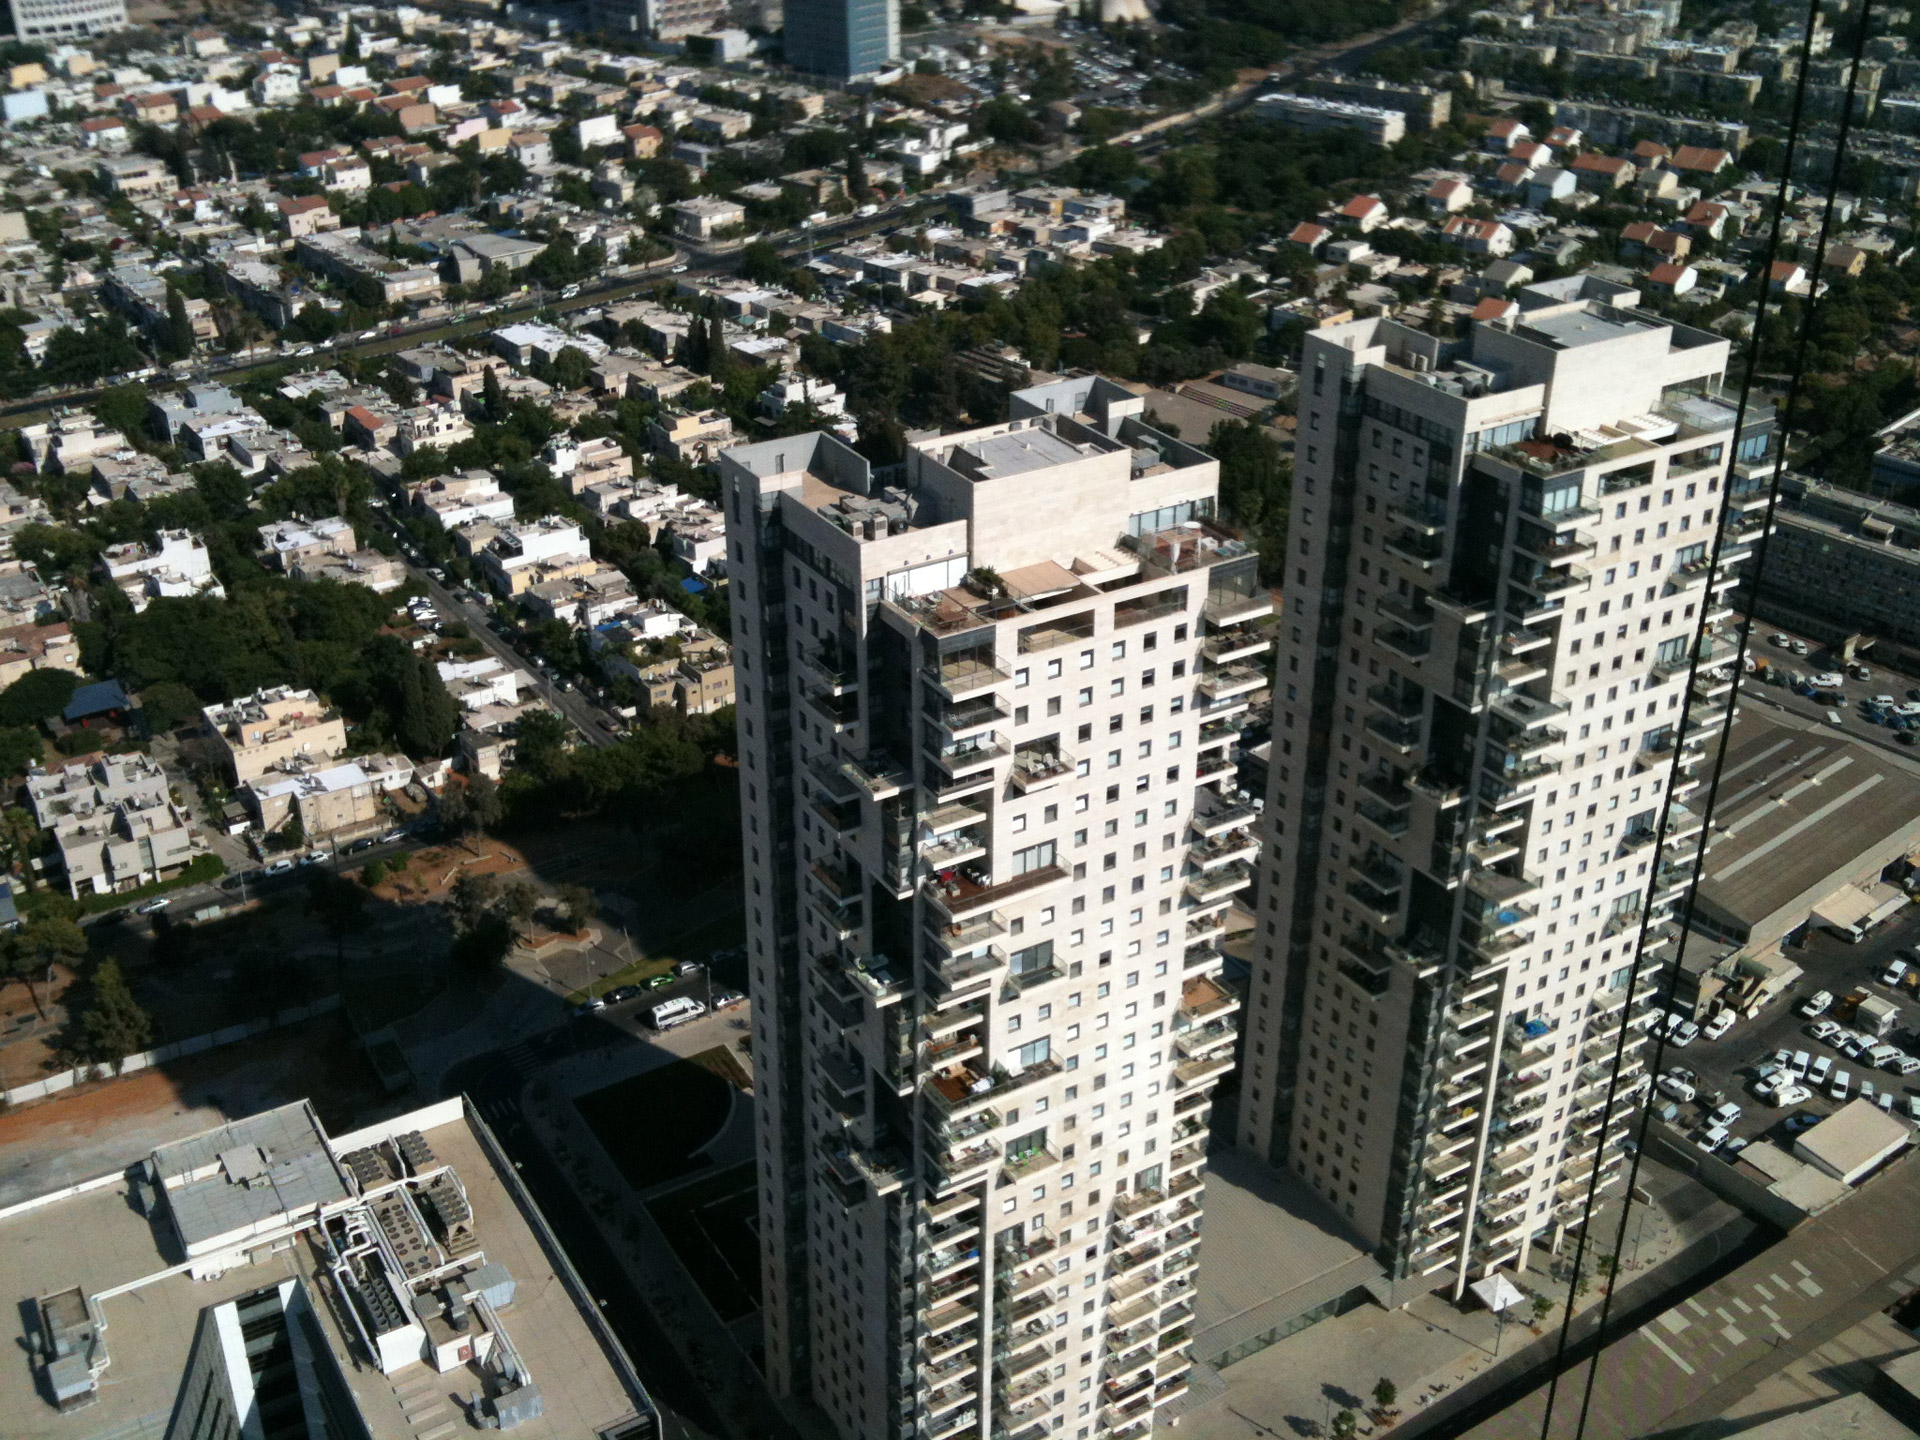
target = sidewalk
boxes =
[1178,1161,1747,1438]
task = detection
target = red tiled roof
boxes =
[1670,145,1730,172]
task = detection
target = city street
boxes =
[392,554,623,748]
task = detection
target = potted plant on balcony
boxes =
[964,566,1006,600]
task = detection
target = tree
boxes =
[0,725,40,776]
[499,879,538,935]
[361,858,387,887]
[165,285,194,358]
[1,914,84,1013]
[512,708,571,774]
[740,240,789,285]
[1330,1411,1358,1440]
[467,772,502,834]
[482,364,504,421]
[137,680,201,736]
[555,882,596,930]
[0,667,78,727]
[551,344,594,391]
[448,869,499,931]
[306,868,369,970]
[449,914,512,970]
[1529,1295,1554,1326]
[78,957,153,1069]
[1372,1377,1398,1412]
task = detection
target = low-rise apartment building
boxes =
[411,470,517,530]
[649,408,735,463]
[100,530,225,613]
[248,755,413,840]
[27,755,203,898]
[202,686,349,787]
[0,621,79,689]
[473,518,594,597]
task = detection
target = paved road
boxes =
[376,547,623,748]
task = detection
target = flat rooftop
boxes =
[1692,708,1920,935]
[152,1101,354,1251]
[1519,309,1654,349]
[952,425,1093,477]
[0,1106,644,1440]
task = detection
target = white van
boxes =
[649,996,708,1031]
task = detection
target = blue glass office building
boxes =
[784,0,897,82]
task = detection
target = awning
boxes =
[1811,886,1875,932]
[1469,1273,1527,1314]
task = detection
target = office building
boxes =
[5,0,123,41]
[1,1098,659,1440]
[594,0,726,38]
[723,374,1267,1439]
[1748,473,1920,648]
[783,0,897,83]
[1238,274,1775,1294]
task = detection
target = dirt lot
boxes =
[0,1015,394,1207]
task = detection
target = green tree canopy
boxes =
[0,667,79,727]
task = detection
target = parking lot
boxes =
[1652,906,1920,1156]
[1746,621,1920,759]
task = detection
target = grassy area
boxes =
[566,906,746,1004]
[648,1161,762,1323]
[575,1051,736,1192]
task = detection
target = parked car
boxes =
[1784,1112,1822,1134]
[1811,1055,1834,1086]
[1801,990,1834,1017]
[1657,1073,1697,1103]
[134,897,170,915]
[263,857,297,875]
[713,989,746,1010]
[1707,1100,1743,1127]
[574,997,605,1016]
[1668,1018,1700,1047]
[605,985,641,1004]
[1883,958,1910,989]
[1830,1070,1852,1101]
[1695,1124,1730,1153]
[674,959,705,978]
[1703,1010,1735,1041]
[1809,1018,1841,1041]
[645,973,674,990]
[1775,1083,1813,1106]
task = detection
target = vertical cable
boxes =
[1528,2,1840,1433]
[1553,8,1880,1439]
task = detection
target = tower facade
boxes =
[724,375,1267,1439]
[1238,275,1773,1293]
[783,0,897,82]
